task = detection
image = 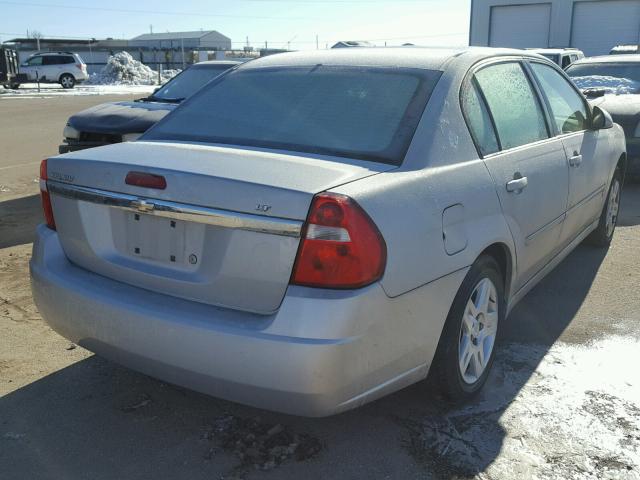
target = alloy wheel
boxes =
[61,76,74,88]
[458,277,499,384]
[605,178,620,238]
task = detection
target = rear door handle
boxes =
[506,175,528,193]
[569,153,583,167]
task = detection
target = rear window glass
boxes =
[540,53,560,65]
[144,66,441,165]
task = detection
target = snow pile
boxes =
[410,337,640,479]
[572,75,640,95]
[86,52,179,86]
[0,84,157,98]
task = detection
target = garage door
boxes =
[489,4,551,48]
[571,0,640,56]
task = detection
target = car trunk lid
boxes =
[47,141,392,313]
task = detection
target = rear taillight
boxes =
[39,159,56,230]
[76,63,83,70]
[291,193,386,289]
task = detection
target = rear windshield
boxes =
[152,64,235,102]
[540,53,560,65]
[566,62,640,93]
[143,65,441,165]
[566,62,640,82]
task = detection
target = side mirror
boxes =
[591,106,614,130]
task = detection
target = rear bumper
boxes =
[30,225,465,416]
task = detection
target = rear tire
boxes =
[431,255,504,403]
[60,74,75,89]
[585,167,622,247]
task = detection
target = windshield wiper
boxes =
[136,95,185,104]
[151,96,185,104]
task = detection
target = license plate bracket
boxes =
[126,212,186,264]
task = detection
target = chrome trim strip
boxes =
[48,181,303,238]
[566,184,606,215]
[525,212,566,245]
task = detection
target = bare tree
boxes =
[29,29,43,50]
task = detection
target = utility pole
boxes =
[181,38,185,69]
[316,34,319,50]
[246,36,249,48]
[150,25,153,34]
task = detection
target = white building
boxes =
[130,30,231,51]
[470,0,640,56]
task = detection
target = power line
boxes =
[230,31,467,45]
[240,0,433,2]
[0,31,97,39]
[0,30,466,45]
[0,1,313,20]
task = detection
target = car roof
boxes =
[192,60,242,68]
[31,51,77,56]
[236,46,546,72]
[572,54,640,65]
[527,48,581,55]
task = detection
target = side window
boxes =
[42,56,59,66]
[63,56,76,64]
[461,80,499,156]
[561,55,572,69]
[474,62,549,150]
[530,62,589,134]
[26,56,43,66]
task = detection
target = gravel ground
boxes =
[0,96,639,479]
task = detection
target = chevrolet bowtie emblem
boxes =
[132,199,155,213]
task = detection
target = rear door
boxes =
[464,60,569,290]
[41,55,62,81]
[528,61,609,246]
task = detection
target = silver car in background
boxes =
[31,48,626,416]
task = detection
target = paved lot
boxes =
[0,94,143,197]
[1,96,639,479]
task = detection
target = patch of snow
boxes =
[410,337,640,479]
[0,83,156,98]
[86,51,179,86]
[572,75,640,95]
[611,46,638,54]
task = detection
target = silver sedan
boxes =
[31,47,626,416]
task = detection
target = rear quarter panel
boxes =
[334,63,516,299]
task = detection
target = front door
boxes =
[20,55,43,81]
[528,61,609,246]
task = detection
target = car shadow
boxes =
[1,185,638,479]
[618,180,640,226]
[0,194,41,248]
